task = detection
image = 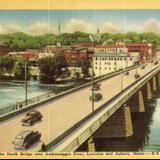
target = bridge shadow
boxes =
[77,95,158,152]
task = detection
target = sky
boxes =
[0,10,160,35]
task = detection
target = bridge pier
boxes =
[87,137,95,152]
[93,104,133,138]
[158,73,160,88]
[147,82,152,99]
[129,91,145,113]
[152,76,157,91]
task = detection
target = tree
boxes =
[13,56,29,80]
[80,59,90,77]
[38,56,56,83]
[0,56,15,75]
[54,54,68,75]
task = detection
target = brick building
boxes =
[126,42,156,62]
[64,48,94,66]
[0,44,11,56]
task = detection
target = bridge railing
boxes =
[0,85,74,116]
[0,65,136,119]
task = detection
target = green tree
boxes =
[54,54,68,75]
[80,59,90,77]
[13,56,29,80]
[38,56,56,83]
[0,56,15,75]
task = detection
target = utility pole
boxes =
[92,61,94,112]
[121,70,123,91]
[25,62,28,105]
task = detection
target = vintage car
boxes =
[141,65,145,69]
[134,73,140,79]
[21,110,43,126]
[124,71,129,76]
[12,130,41,149]
[90,93,102,102]
[154,61,159,65]
[92,83,101,91]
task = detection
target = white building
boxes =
[95,45,128,54]
[93,53,139,77]
[38,52,55,59]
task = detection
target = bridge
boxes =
[0,59,160,152]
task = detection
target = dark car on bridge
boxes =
[12,130,41,149]
[141,65,145,69]
[91,83,101,91]
[90,93,102,102]
[154,61,159,65]
[124,71,129,76]
[21,110,43,126]
[134,73,140,79]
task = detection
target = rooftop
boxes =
[126,42,152,47]
[96,45,126,49]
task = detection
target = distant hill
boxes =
[0,31,159,51]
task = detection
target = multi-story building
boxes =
[126,42,156,62]
[95,45,128,53]
[0,44,11,56]
[9,51,38,60]
[64,48,94,66]
[93,53,139,77]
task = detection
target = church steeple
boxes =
[58,20,61,35]
[97,28,100,34]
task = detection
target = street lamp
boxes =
[121,71,123,91]
[25,62,28,105]
[91,61,94,112]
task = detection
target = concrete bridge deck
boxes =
[0,62,159,152]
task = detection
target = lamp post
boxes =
[25,62,28,105]
[91,61,94,112]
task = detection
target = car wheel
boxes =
[24,143,29,149]
[30,122,33,126]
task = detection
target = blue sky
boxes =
[0,10,160,34]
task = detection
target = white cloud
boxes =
[138,18,160,33]
[0,24,21,34]
[28,22,56,35]
[66,18,95,33]
[100,22,122,33]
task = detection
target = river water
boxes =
[78,89,160,152]
[0,80,51,109]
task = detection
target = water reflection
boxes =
[78,90,160,152]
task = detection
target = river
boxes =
[0,80,52,109]
[78,89,160,152]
